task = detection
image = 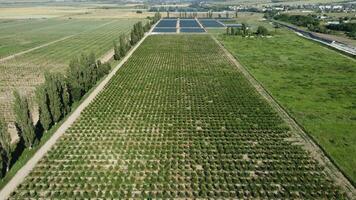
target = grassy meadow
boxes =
[218,29,356,184]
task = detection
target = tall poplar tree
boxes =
[44,73,62,123]
[0,117,13,171]
[36,86,52,131]
[13,91,35,149]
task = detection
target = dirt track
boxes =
[0,35,75,63]
[211,35,356,198]
[100,49,115,63]
[0,20,117,64]
[0,22,156,200]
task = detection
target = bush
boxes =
[256,26,269,36]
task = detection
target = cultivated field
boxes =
[0,19,108,59]
[219,30,356,184]
[0,6,151,19]
[0,18,142,122]
[9,35,346,199]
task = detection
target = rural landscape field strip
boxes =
[0,35,76,63]
[0,19,108,58]
[212,35,355,197]
[0,19,141,122]
[218,31,356,185]
[8,35,346,199]
[0,27,153,199]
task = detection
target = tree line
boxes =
[113,17,160,61]
[0,54,111,176]
[226,23,269,36]
[0,14,161,178]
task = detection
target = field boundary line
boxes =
[0,35,76,63]
[211,35,356,198]
[195,18,207,32]
[0,21,157,200]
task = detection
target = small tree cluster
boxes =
[256,26,269,36]
[114,20,155,61]
[67,53,110,102]
[226,24,269,37]
[130,22,145,46]
[114,34,131,61]
[38,53,111,130]
[226,23,249,36]
[152,12,161,24]
[36,72,71,131]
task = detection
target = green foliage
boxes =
[10,35,346,199]
[119,34,129,58]
[13,91,35,149]
[113,41,120,60]
[130,22,145,46]
[67,53,98,101]
[274,14,320,27]
[327,23,356,35]
[0,153,3,177]
[152,12,161,24]
[44,73,63,123]
[36,86,52,131]
[307,24,329,34]
[226,23,249,36]
[0,116,13,172]
[219,30,356,184]
[346,31,356,39]
[97,61,111,77]
[256,26,269,36]
[144,21,151,32]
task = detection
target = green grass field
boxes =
[9,35,346,199]
[0,18,141,122]
[218,30,356,184]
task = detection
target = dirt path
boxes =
[0,22,157,200]
[195,18,207,32]
[0,35,75,63]
[211,35,356,198]
[0,20,117,63]
[100,49,115,63]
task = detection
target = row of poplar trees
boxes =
[114,13,161,60]
[0,15,161,177]
[0,55,111,177]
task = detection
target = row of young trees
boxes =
[0,14,162,177]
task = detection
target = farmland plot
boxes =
[0,19,141,122]
[219,30,356,184]
[0,19,110,59]
[10,35,347,199]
